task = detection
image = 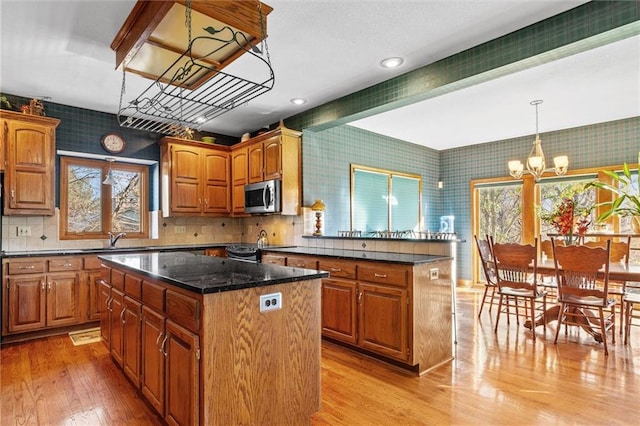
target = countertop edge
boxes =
[262,247,453,265]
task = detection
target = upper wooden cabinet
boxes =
[236,124,302,215]
[231,145,249,215]
[1,110,60,215]
[160,138,231,217]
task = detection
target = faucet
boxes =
[108,231,126,248]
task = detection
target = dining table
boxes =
[525,260,640,342]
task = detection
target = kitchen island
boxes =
[98,251,327,426]
[262,247,455,375]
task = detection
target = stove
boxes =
[225,244,260,263]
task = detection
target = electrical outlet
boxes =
[260,292,282,313]
[200,226,207,234]
[175,225,186,234]
[17,226,32,237]
[429,268,439,280]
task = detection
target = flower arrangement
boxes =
[539,197,593,243]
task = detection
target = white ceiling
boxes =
[1,0,638,150]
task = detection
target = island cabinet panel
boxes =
[99,280,112,348]
[87,270,103,321]
[321,278,357,344]
[122,296,142,388]
[201,280,321,425]
[141,306,166,415]
[165,289,200,333]
[358,283,409,362]
[165,319,200,426]
[109,288,125,368]
[262,250,454,375]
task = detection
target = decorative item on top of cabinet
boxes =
[234,121,302,215]
[1,109,59,215]
[160,137,231,217]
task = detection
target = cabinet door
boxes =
[321,278,357,344]
[110,288,125,367]
[263,137,282,181]
[358,283,408,362]
[99,281,111,349]
[170,145,202,213]
[165,319,200,426]
[7,275,46,333]
[46,272,81,327]
[86,270,102,321]
[122,296,142,388]
[141,306,166,416]
[231,146,248,214]
[5,120,55,214]
[248,142,264,183]
[202,149,230,213]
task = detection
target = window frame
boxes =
[59,156,149,240]
[350,164,422,233]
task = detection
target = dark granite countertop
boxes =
[262,246,452,265]
[99,251,328,294]
[2,244,229,258]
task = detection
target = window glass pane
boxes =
[67,165,102,233]
[391,176,420,231]
[538,176,595,239]
[353,170,388,232]
[112,170,142,233]
[477,183,522,243]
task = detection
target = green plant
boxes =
[587,160,640,222]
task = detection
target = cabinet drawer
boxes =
[262,254,286,266]
[124,274,142,300]
[48,257,82,272]
[83,256,102,270]
[142,280,166,312]
[166,290,200,333]
[111,268,125,291]
[318,259,356,279]
[7,259,46,275]
[357,263,409,287]
[286,255,318,270]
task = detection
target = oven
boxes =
[225,244,260,263]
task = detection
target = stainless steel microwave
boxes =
[244,179,281,214]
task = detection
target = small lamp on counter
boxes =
[311,199,326,236]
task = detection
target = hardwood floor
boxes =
[2,288,639,425]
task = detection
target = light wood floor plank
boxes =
[1,288,639,425]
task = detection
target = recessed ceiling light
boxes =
[290,98,307,105]
[380,57,404,69]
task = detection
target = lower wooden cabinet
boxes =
[321,278,357,345]
[6,274,47,333]
[101,265,200,426]
[165,319,200,426]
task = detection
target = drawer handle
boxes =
[161,335,169,357]
[330,268,342,272]
[120,307,126,324]
[18,265,35,270]
[53,263,74,268]
[374,273,388,278]
[156,331,164,349]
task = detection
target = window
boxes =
[538,175,596,238]
[351,165,422,233]
[60,157,148,240]
[475,182,522,243]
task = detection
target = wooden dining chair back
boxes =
[583,236,630,332]
[491,238,547,340]
[551,238,615,354]
[474,235,498,318]
[538,239,558,299]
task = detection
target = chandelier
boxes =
[508,100,568,182]
[112,0,274,137]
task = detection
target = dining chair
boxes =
[491,238,547,340]
[474,235,499,318]
[623,282,640,345]
[551,239,615,355]
[583,236,630,333]
[538,239,558,300]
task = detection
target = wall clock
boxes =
[101,133,126,154]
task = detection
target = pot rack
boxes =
[111,1,274,137]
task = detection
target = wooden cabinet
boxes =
[3,258,82,334]
[261,250,453,374]
[160,138,231,217]
[205,248,226,258]
[1,110,60,215]
[165,319,200,426]
[230,145,248,215]
[261,253,286,266]
[100,264,201,425]
[233,124,302,215]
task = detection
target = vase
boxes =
[632,216,640,234]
